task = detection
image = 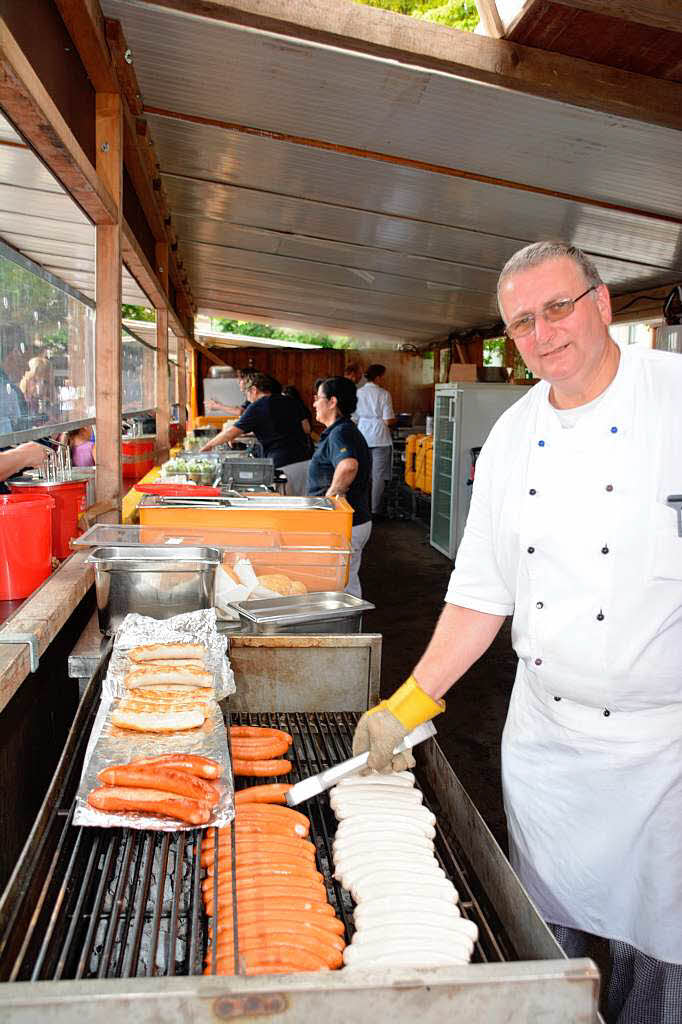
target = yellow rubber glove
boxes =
[352,676,444,773]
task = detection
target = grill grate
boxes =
[0,702,515,982]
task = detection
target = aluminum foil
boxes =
[103,607,235,701]
[73,698,234,832]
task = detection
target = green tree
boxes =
[352,0,479,30]
[216,319,352,349]
[122,304,156,322]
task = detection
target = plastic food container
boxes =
[0,493,55,599]
[86,545,221,634]
[229,593,375,634]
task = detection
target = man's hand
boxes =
[352,706,415,773]
[352,676,445,773]
[15,442,48,469]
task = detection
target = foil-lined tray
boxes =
[73,699,234,831]
[103,607,235,701]
[74,608,235,832]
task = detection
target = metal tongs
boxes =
[38,440,72,483]
[285,720,437,807]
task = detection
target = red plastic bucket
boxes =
[0,493,55,599]
[122,439,155,482]
[11,480,88,559]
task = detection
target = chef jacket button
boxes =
[538,440,545,447]
[610,426,618,434]
[534,658,542,666]
[553,696,561,702]
[601,545,609,554]
[529,488,537,495]
[605,484,614,492]
[603,709,611,717]
[536,601,544,609]
[527,546,535,554]
[596,611,605,621]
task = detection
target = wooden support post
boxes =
[154,241,170,461]
[177,337,188,435]
[189,343,199,426]
[155,307,169,461]
[95,92,123,518]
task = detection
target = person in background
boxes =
[307,377,371,598]
[354,363,396,518]
[0,441,48,491]
[283,384,313,451]
[0,367,29,433]
[200,372,309,473]
[60,426,95,467]
[204,368,256,417]
[19,355,52,420]
[352,241,682,1024]
[344,361,365,388]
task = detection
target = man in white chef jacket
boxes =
[353,241,682,1024]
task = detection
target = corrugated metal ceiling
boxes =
[100,0,682,343]
[0,114,150,309]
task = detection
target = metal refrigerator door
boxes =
[430,385,459,558]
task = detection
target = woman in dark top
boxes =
[200,372,309,469]
[307,376,372,598]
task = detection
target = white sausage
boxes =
[352,877,457,903]
[353,894,458,917]
[331,785,422,803]
[334,851,439,877]
[354,910,477,941]
[344,940,471,966]
[335,815,435,838]
[353,925,476,952]
[338,772,415,787]
[333,832,433,853]
[334,804,436,825]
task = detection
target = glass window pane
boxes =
[0,251,95,439]
[122,327,156,414]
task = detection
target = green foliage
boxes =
[483,337,506,366]
[215,319,351,349]
[352,0,479,30]
[122,304,156,322]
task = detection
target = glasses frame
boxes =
[505,284,598,341]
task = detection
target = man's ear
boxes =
[595,283,612,326]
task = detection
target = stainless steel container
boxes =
[230,592,375,634]
[86,545,221,634]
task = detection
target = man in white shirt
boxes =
[352,241,682,1024]
[354,364,397,516]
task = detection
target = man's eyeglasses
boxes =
[505,285,597,341]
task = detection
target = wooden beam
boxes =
[142,0,682,131]
[121,218,166,309]
[550,0,682,35]
[0,17,117,224]
[53,0,118,92]
[155,306,170,456]
[95,92,123,517]
[474,0,505,38]
[177,338,188,432]
[104,17,143,116]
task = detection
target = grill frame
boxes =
[0,645,599,1021]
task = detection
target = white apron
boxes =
[448,345,682,963]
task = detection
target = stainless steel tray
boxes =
[218,496,333,510]
[229,592,375,634]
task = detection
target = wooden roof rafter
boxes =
[52,0,195,318]
[140,0,682,132]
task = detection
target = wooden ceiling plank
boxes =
[551,0,682,35]
[0,17,117,225]
[53,0,118,92]
[141,0,682,131]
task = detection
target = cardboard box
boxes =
[448,363,477,382]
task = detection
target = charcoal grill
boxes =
[0,642,599,1021]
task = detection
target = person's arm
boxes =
[382,390,397,428]
[0,442,48,482]
[325,456,358,498]
[205,398,242,416]
[200,425,243,452]
[411,603,505,700]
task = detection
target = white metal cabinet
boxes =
[430,383,522,558]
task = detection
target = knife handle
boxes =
[321,720,436,787]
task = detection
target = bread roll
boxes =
[256,574,294,596]
[125,665,213,689]
[129,643,206,663]
[289,580,307,595]
[111,708,205,733]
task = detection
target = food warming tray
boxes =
[86,545,220,634]
[230,592,375,634]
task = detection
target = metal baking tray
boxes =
[86,545,221,634]
[229,592,375,634]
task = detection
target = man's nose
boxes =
[533,314,556,344]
